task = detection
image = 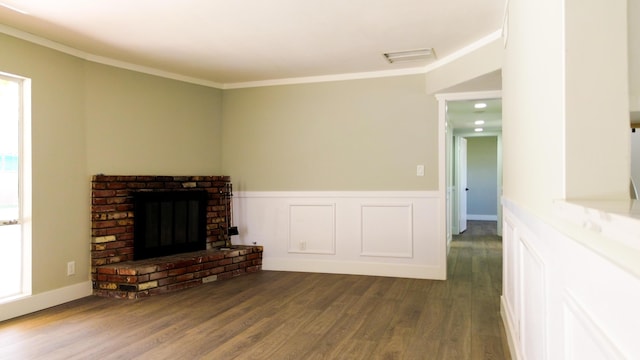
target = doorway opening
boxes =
[437,91,502,254]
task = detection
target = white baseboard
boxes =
[467,214,498,221]
[263,258,446,280]
[0,281,93,322]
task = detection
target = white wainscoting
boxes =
[232,191,445,280]
[288,203,336,255]
[502,198,640,359]
[360,203,413,258]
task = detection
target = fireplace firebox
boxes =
[133,190,208,260]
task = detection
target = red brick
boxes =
[210,266,225,275]
[105,227,127,235]
[118,268,137,276]
[187,264,203,272]
[92,205,117,213]
[92,197,108,205]
[93,250,117,259]
[218,258,232,266]
[194,270,211,278]
[92,258,107,266]
[93,175,117,182]
[105,241,127,250]
[96,267,117,275]
[92,182,107,190]
[232,256,247,264]
[224,250,240,258]
[107,197,130,205]
[168,267,187,277]
[93,220,118,229]
[158,277,177,286]
[176,273,194,282]
[93,189,117,198]
[116,219,134,226]
[116,204,134,212]
[107,182,127,189]
[136,265,159,275]
[150,271,168,280]
[207,252,224,261]
[225,264,239,272]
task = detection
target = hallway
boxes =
[446,220,510,359]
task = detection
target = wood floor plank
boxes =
[0,220,510,360]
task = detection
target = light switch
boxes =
[416,165,425,176]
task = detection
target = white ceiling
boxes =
[447,98,502,134]
[0,0,505,87]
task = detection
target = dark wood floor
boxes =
[0,221,510,359]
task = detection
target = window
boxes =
[0,72,31,302]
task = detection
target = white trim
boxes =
[501,295,522,360]
[0,23,502,90]
[424,30,503,73]
[0,24,224,89]
[0,281,92,322]
[222,67,428,89]
[360,203,414,258]
[226,30,503,89]
[287,203,336,255]
[436,90,503,102]
[436,90,503,277]
[263,258,445,280]
[468,214,498,221]
[85,54,224,89]
[563,290,626,360]
[236,190,439,199]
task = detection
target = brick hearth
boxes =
[94,246,263,299]
[91,175,262,298]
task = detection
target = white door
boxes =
[459,137,468,233]
[0,74,27,300]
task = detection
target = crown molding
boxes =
[1,23,502,90]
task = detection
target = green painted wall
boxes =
[222,75,439,191]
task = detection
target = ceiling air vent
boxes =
[383,48,434,64]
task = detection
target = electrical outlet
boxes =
[300,241,306,251]
[67,261,75,276]
[416,165,425,177]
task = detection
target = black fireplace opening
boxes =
[133,190,208,260]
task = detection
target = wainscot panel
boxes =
[230,191,445,280]
[501,198,640,359]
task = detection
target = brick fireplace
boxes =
[91,175,262,299]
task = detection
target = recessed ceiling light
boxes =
[383,48,434,64]
[474,120,485,125]
[474,128,484,132]
[474,103,487,109]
